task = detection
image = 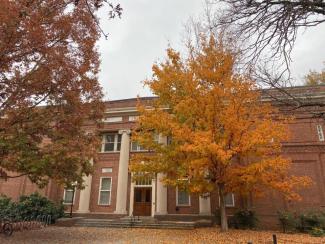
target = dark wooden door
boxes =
[133,187,151,216]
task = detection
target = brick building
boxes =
[1,85,325,227]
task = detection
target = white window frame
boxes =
[317,125,324,141]
[176,187,191,206]
[102,117,123,123]
[219,193,235,207]
[101,133,121,152]
[98,177,112,206]
[63,188,75,205]
[130,141,148,152]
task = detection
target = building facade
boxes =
[1,86,325,227]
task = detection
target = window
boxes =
[98,177,112,205]
[176,187,190,206]
[167,136,172,145]
[102,133,122,152]
[102,117,123,123]
[131,141,147,151]
[129,116,139,122]
[224,193,235,207]
[63,188,75,205]
[134,176,152,186]
[154,133,159,143]
[317,125,324,141]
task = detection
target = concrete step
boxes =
[74,223,195,229]
[73,218,196,229]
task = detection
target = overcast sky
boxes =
[97,1,325,100]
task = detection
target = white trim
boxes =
[151,178,156,217]
[129,178,135,216]
[63,188,76,205]
[176,187,191,206]
[317,125,324,142]
[102,167,113,173]
[102,117,123,123]
[104,106,169,114]
[98,177,112,206]
[129,115,139,122]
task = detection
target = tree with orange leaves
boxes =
[130,35,311,231]
[0,0,121,188]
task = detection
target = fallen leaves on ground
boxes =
[0,226,324,244]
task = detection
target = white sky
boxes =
[97,1,325,100]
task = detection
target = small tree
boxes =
[304,64,325,85]
[130,34,311,231]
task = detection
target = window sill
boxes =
[98,204,111,206]
[176,205,191,207]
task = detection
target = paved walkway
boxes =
[1,226,324,243]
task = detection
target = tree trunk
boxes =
[218,183,228,232]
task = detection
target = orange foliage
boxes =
[130,35,311,230]
[0,0,110,188]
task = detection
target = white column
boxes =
[155,134,168,215]
[156,173,168,215]
[115,129,131,214]
[199,194,211,215]
[129,177,135,216]
[77,159,93,213]
[151,177,156,217]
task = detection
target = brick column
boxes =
[77,158,93,213]
[115,129,131,214]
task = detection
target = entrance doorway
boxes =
[133,187,151,216]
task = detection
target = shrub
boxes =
[231,209,258,229]
[0,195,18,220]
[16,193,64,222]
[0,193,64,223]
[278,210,325,234]
[297,212,325,232]
[309,227,324,237]
[278,211,297,233]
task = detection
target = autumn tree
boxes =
[212,0,325,69]
[197,0,325,117]
[130,35,311,231]
[0,0,121,188]
[304,64,325,85]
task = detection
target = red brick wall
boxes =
[1,94,325,228]
[89,153,120,213]
[167,187,200,214]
